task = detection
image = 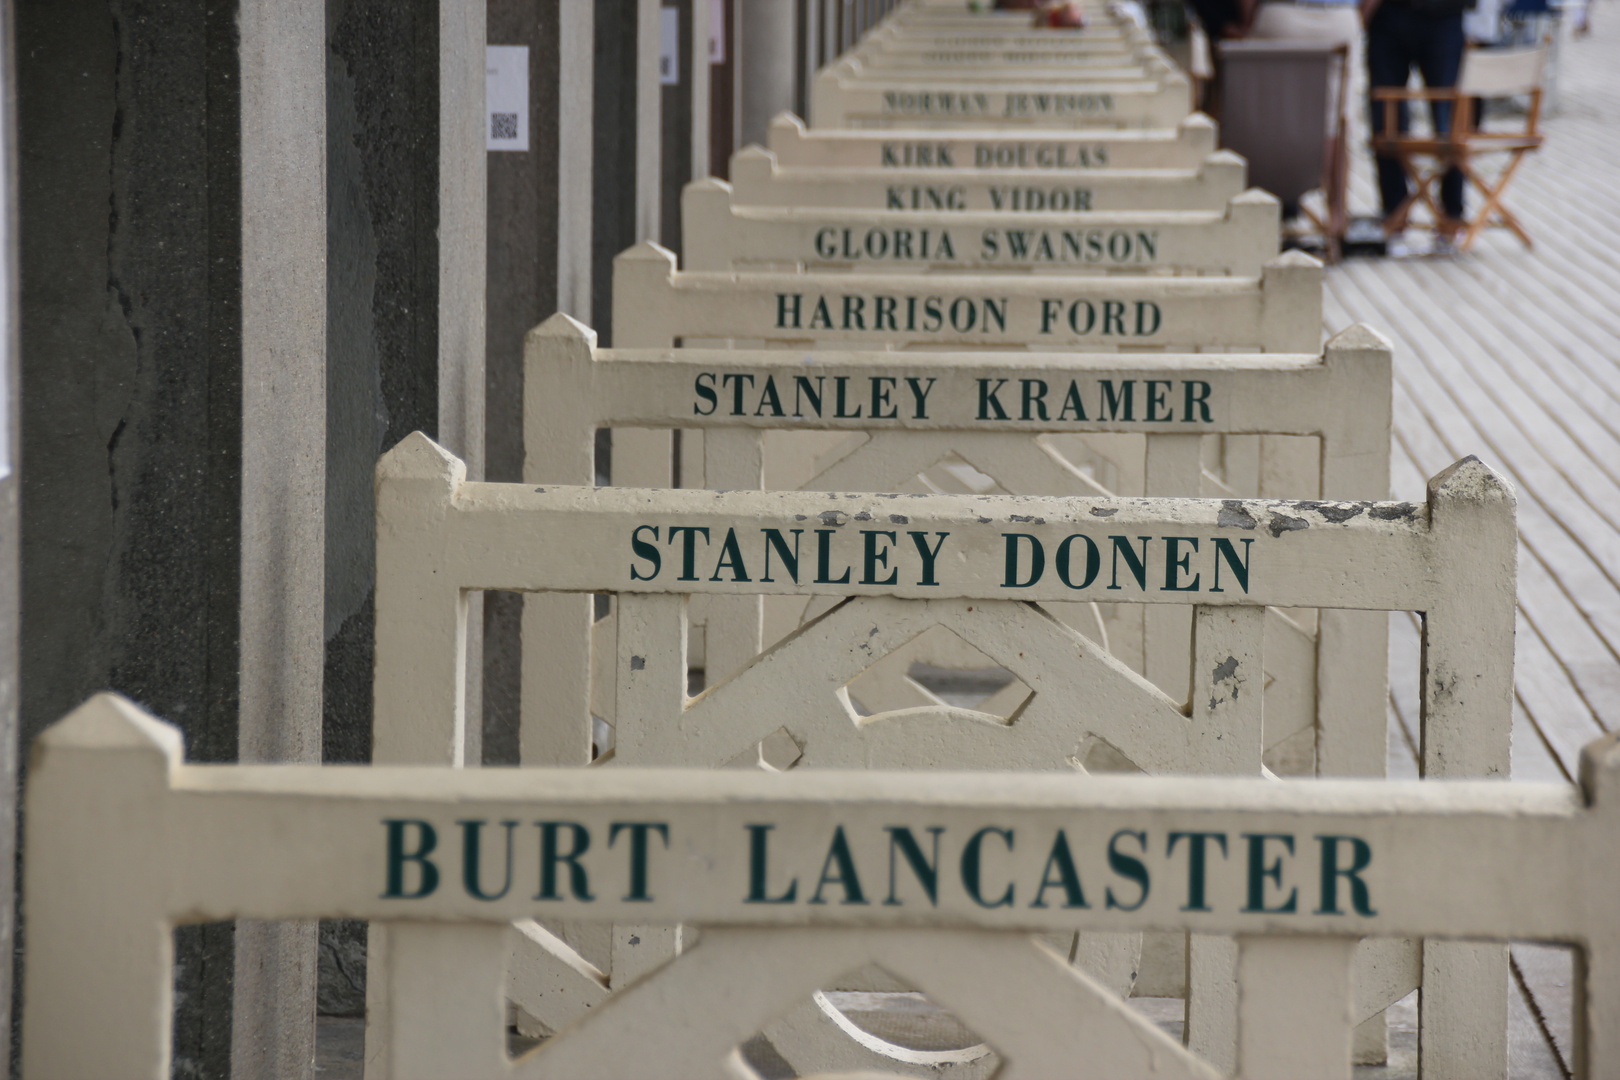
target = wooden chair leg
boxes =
[1458,153,1534,252]
[1404,156,1444,231]
[1384,156,1426,233]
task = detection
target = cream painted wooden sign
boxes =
[22,696,1619,1079]
[682,176,1280,275]
[810,75,1192,131]
[374,430,1509,780]
[370,432,1513,1075]
[727,145,1247,214]
[764,111,1220,172]
[525,317,1392,780]
[830,53,1174,83]
[611,240,1320,352]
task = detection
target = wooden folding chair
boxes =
[1371,42,1548,251]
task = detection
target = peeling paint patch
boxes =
[1208,654,1245,706]
[889,514,910,524]
[1370,502,1419,521]
[1299,501,1366,524]
[1268,512,1308,537]
[1089,507,1118,518]
[1218,501,1257,530]
[820,510,848,526]
[853,511,872,522]
[1008,514,1045,524]
[630,656,646,671]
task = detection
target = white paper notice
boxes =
[660,8,680,85]
[709,0,725,63]
[486,45,529,152]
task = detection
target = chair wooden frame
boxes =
[1371,44,1547,252]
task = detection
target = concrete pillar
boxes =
[691,0,712,181]
[322,0,485,1020]
[637,0,662,247]
[660,0,694,257]
[18,3,245,1075]
[710,0,738,177]
[0,9,18,1072]
[560,6,596,321]
[443,0,487,770]
[795,0,820,120]
[233,0,327,1074]
[592,0,662,343]
[485,0,595,763]
[439,0,487,492]
[738,0,797,147]
[657,0,712,255]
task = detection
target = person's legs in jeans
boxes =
[1417,12,1468,220]
[1367,5,1417,224]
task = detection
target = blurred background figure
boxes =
[1363,0,1475,241]
[1244,0,1364,127]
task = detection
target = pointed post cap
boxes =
[768,111,806,135]
[1265,249,1324,271]
[1182,112,1217,131]
[613,239,679,270]
[685,175,732,196]
[376,431,466,490]
[33,693,184,768]
[1324,323,1391,352]
[1427,455,1515,509]
[1580,730,1620,808]
[529,311,598,347]
[1231,188,1281,209]
[731,144,777,168]
[1206,149,1247,167]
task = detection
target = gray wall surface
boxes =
[15,1,243,1076]
[319,0,445,1021]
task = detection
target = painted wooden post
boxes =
[1412,455,1519,1080]
[681,175,1282,276]
[728,143,1249,213]
[20,698,1620,1079]
[763,110,1220,171]
[611,240,1321,352]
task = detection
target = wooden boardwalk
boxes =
[1325,11,1615,1075]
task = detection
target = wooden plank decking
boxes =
[1325,10,1614,1075]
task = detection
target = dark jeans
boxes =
[1367,3,1467,220]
